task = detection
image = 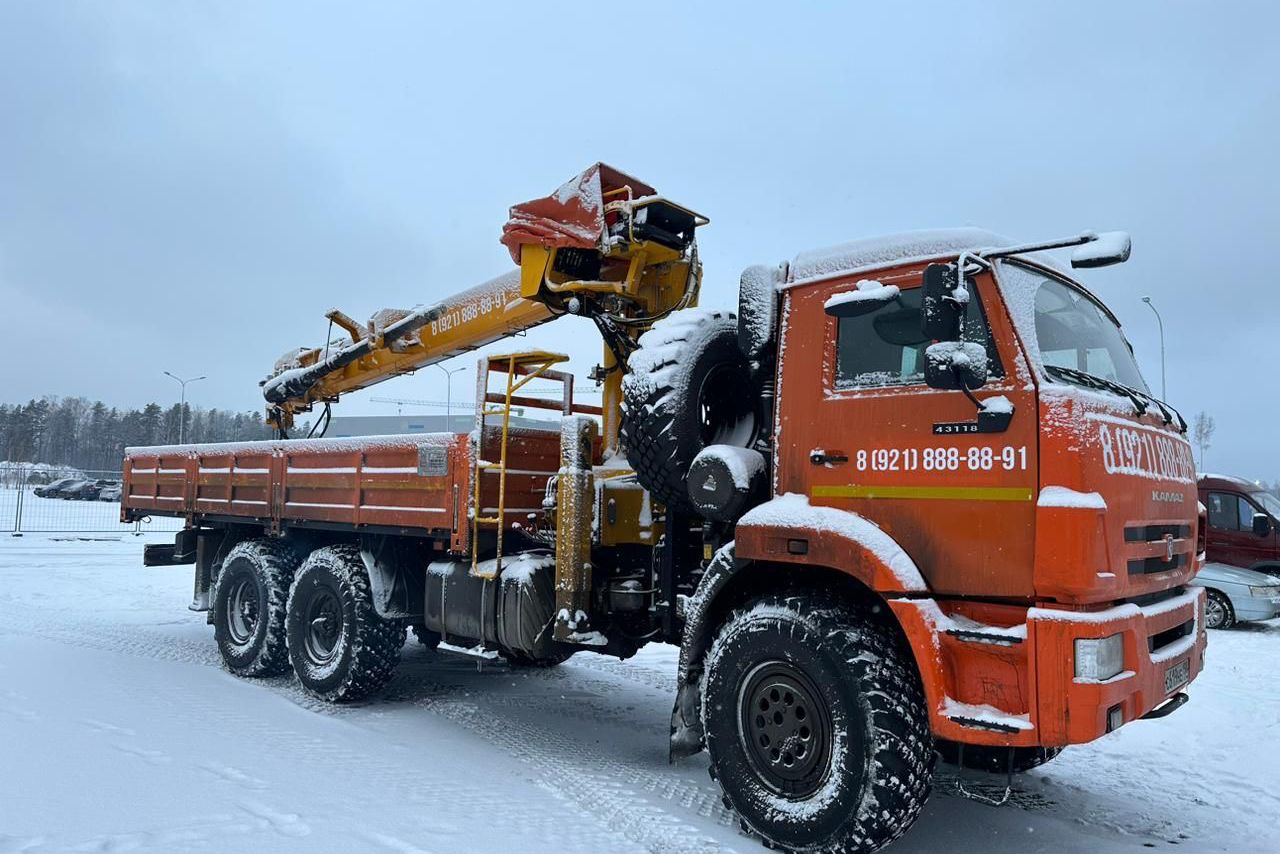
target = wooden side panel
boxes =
[122,429,566,549]
[279,442,458,531]
[193,448,274,519]
[474,426,562,524]
[124,452,195,517]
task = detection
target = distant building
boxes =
[324,413,552,438]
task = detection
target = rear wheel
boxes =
[287,545,406,702]
[210,539,301,677]
[703,594,934,853]
[1204,589,1235,629]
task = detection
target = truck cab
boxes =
[1198,473,1280,574]
[745,228,1205,749]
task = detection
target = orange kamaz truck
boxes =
[124,164,1205,853]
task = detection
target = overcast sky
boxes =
[2,2,1277,480]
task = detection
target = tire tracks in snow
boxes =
[1,611,672,852]
[0,611,220,668]
[0,604,1087,848]
[409,690,738,854]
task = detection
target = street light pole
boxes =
[163,372,207,443]
[1140,297,1166,401]
[434,364,467,430]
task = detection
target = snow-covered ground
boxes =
[0,536,1276,854]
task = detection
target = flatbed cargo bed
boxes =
[122,427,566,553]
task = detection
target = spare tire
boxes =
[621,309,761,514]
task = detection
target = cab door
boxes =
[1205,490,1272,568]
[773,263,1039,598]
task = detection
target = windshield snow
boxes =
[996,261,1149,394]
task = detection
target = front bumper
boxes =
[892,586,1207,749]
[1029,587,1206,746]
[1231,589,1280,623]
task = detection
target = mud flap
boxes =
[669,675,704,761]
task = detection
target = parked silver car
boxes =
[1191,562,1280,629]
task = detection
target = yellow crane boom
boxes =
[262,163,707,453]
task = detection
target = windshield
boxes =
[996,261,1149,394]
[1254,491,1280,520]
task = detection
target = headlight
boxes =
[1248,585,1280,597]
[1075,633,1125,681]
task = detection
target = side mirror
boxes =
[1253,512,1273,538]
[921,263,964,341]
[824,279,901,318]
[1071,231,1131,269]
[924,341,988,390]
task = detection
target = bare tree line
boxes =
[0,396,271,473]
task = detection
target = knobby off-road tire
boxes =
[287,545,407,702]
[210,538,302,677]
[936,741,1062,773]
[1204,589,1235,630]
[621,309,759,515]
[703,594,934,854]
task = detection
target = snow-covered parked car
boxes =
[33,477,81,498]
[44,478,91,499]
[1191,562,1280,628]
[97,484,122,502]
[64,479,116,500]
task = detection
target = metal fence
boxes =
[5,469,184,535]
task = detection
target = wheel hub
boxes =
[303,589,343,664]
[739,661,832,797]
[226,577,259,647]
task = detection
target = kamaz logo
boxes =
[1151,490,1185,504]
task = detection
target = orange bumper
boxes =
[1029,586,1206,746]
[891,586,1206,749]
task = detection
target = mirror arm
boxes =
[956,373,983,410]
[951,367,1015,433]
[958,251,990,274]
[977,233,1096,261]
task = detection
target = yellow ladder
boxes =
[470,351,575,578]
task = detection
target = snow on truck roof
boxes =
[787,227,1014,287]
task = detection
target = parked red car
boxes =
[1198,474,1280,576]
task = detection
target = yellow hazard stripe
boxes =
[811,484,1034,502]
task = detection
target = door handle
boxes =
[810,451,848,466]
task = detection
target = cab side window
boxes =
[834,282,1002,389]
[1207,492,1245,531]
[1238,496,1258,530]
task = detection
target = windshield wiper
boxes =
[1044,364,1146,414]
[1120,381,1187,433]
[1144,394,1186,433]
[1043,365,1187,433]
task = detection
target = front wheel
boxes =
[286,545,406,702]
[703,594,934,853]
[1204,589,1236,629]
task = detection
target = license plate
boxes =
[1164,658,1190,694]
